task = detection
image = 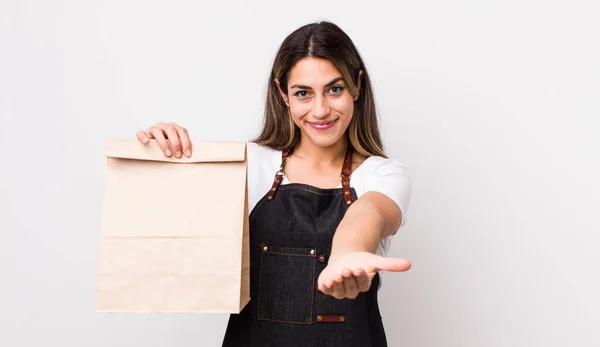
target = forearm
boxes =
[330,198,384,256]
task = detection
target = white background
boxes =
[1,0,599,346]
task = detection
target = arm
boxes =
[330,191,402,256]
[317,158,413,299]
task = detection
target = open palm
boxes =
[317,251,411,299]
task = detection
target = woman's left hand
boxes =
[317,251,411,299]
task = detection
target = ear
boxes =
[274,78,289,106]
[354,70,363,101]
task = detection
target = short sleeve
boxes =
[362,158,413,229]
[246,141,281,213]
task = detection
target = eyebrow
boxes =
[290,77,344,90]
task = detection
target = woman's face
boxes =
[277,57,361,149]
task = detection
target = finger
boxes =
[319,279,334,296]
[373,257,412,272]
[353,268,371,292]
[159,123,182,158]
[332,274,345,300]
[148,126,172,157]
[341,268,359,299]
[171,123,192,157]
[136,130,151,144]
[317,273,332,294]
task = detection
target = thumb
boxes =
[373,256,412,272]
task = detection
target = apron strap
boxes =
[267,145,355,206]
[266,150,290,201]
[341,145,354,206]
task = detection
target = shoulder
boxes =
[246,141,281,212]
[352,155,412,184]
[247,141,282,172]
[352,155,413,228]
[247,141,280,158]
[362,156,411,179]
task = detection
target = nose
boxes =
[312,95,330,119]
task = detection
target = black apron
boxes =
[222,145,388,347]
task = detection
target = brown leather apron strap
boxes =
[266,150,290,201]
[341,145,354,206]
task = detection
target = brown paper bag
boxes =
[96,139,250,313]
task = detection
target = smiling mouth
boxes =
[307,119,338,130]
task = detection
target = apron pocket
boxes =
[257,244,317,324]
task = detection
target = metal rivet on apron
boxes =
[339,316,345,322]
[319,255,325,263]
[344,191,350,195]
[267,196,273,200]
[317,315,323,322]
[271,187,276,191]
[342,181,348,186]
[263,246,268,251]
[310,249,315,255]
[346,200,352,205]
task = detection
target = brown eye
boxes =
[330,86,345,94]
[294,90,309,98]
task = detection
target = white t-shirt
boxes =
[246,142,412,242]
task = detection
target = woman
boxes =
[136,21,412,347]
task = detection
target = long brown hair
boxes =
[253,21,387,158]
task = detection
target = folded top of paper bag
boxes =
[105,139,246,163]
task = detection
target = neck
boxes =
[292,136,348,164]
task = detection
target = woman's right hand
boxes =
[136,122,192,158]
